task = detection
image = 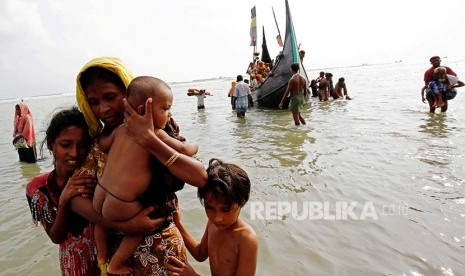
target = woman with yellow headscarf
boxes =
[71,57,207,275]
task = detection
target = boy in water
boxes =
[333,77,352,100]
[166,158,258,276]
[93,76,201,275]
[279,63,307,126]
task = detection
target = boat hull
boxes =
[251,0,308,109]
[252,81,288,108]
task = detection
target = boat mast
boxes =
[272,7,283,47]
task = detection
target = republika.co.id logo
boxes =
[249,201,409,220]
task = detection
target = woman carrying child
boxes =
[72,57,207,275]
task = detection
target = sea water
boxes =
[1,58,465,275]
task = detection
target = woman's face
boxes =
[51,126,89,179]
[85,79,125,129]
[15,105,20,116]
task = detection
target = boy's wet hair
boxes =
[43,107,91,152]
[338,77,345,82]
[198,158,251,209]
[126,76,171,109]
[79,66,126,94]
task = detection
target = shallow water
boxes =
[1,59,465,275]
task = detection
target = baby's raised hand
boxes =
[123,98,154,147]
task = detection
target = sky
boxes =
[1,0,465,100]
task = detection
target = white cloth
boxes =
[234,81,250,98]
[447,74,459,86]
[250,79,258,88]
[195,94,205,106]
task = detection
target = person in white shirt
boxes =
[233,75,251,118]
[189,89,210,109]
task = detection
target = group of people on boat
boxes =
[247,59,272,89]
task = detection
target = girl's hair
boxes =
[79,66,126,93]
[41,107,91,152]
[198,158,251,209]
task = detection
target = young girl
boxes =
[26,108,97,275]
[167,158,258,276]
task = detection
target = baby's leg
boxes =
[435,93,445,108]
[94,224,109,267]
[107,234,144,274]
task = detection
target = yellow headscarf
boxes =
[75,57,134,137]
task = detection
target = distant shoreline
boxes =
[3,56,464,101]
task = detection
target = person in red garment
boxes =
[422,56,457,113]
[26,108,98,275]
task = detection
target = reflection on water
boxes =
[269,129,309,167]
[416,113,461,167]
[19,162,41,181]
[419,113,449,138]
[195,108,207,124]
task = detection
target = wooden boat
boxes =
[252,0,309,108]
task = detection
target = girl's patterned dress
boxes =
[26,171,99,276]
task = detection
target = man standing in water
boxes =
[279,63,307,126]
[233,75,250,118]
[423,56,457,113]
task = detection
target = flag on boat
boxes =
[250,6,257,46]
[261,26,272,64]
[276,34,284,47]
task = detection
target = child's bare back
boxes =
[93,76,200,275]
[93,125,151,221]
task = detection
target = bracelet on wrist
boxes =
[164,152,180,167]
